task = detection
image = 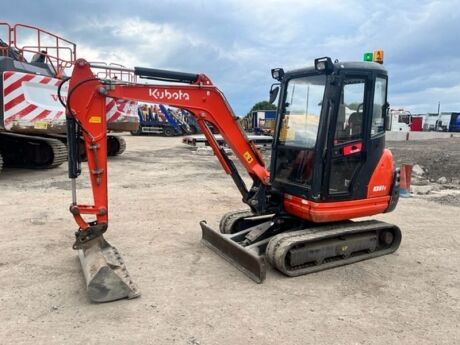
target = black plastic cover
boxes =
[134,66,199,83]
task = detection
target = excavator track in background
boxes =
[107,135,126,156]
[47,134,126,160]
[0,132,67,169]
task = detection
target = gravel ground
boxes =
[0,135,459,345]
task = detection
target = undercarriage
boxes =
[202,210,401,283]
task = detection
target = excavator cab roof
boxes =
[280,60,387,80]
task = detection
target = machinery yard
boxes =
[0,135,459,345]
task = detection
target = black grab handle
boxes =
[134,67,199,84]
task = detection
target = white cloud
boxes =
[3,0,460,115]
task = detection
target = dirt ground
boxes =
[0,136,459,345]
[388,137,460,183]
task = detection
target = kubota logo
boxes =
[149,88,190,101]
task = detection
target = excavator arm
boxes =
[65,59,272,301]
[67,59,270,232]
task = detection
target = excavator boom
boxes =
[66,59,271,301]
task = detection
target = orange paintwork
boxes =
[283,194,390,223]
[283,149,395,223]
[367,148,394,198]
[68,59,270,230]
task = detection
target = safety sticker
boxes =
[33,121,48,130]
[243,151,254,163]
[89,116,102,124]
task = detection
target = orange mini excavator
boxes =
[64,57,401,302]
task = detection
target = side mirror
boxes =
[384,103,391,131]
[269,83,280,104]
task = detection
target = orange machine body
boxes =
[283,149,395,223]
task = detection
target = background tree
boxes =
[246,101,277,117]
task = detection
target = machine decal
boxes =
[33,121,49,129]
[372,185,387,192]
[243,151,254,163]
[3,71,65,129]
[149,88,190,101]
[89,116,102,124]
[2,71,137,131]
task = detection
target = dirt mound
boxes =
[428,193,460,207]
[388,137,460,183]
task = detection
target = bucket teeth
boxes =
[77,236,140,302]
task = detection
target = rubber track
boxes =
[266,220,401,277]
[114,136,126,156]
[219,209,254,234]
[0,132,67,169]
[107,136,126,156]
[45,137,68,168]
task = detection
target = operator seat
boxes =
[31,50,47,64]
[348,111,362,140]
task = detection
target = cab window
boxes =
[278,75,326,148]
[371,77,387,136]
[334,78,366,144]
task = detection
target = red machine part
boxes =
[0,22,76,77]
[68,59,269,230]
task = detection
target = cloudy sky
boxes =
[3,0,460,115]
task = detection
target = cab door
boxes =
[325,73,371,199]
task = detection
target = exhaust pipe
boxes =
[77,236,140,302]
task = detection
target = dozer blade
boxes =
[77,236,140,302]
[200,221,266,283]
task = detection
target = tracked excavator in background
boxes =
[0,23,137,174]
[65,56,401,302]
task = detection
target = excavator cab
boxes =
[271,59,390,205]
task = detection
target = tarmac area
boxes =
[0,135,459,345]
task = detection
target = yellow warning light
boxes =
[373,50,384,64]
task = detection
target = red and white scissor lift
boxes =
[0,23,138,173]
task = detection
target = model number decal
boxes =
[373,185,386,192]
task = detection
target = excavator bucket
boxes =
[200,221,267,283]
[77,236,140,302]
